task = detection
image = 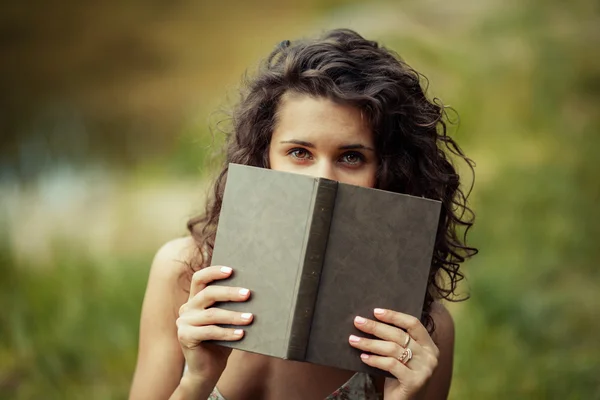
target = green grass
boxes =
[0,239,149,399]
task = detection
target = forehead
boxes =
[273,93,373,143]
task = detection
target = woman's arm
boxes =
[130,238,204,400]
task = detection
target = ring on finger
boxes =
[398,347,413,365]
[402,334,411,348]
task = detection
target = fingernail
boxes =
[239,288,250,296]
[234,329,244,335]
[349,335,360,343]
[241,313,253,320]
[355,316,366,324]
[220,266,232,274]
[360,353,370,360]
[374,308,385,315]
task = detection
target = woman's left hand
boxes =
[348,308,439,400]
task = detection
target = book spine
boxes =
[286,179,338,360]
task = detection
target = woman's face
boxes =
[268,93,377,188]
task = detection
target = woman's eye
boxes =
[289,148,312,160]
[341,152,364,165]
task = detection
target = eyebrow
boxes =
[280,140,375,152]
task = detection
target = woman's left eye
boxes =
[340,152,364,165]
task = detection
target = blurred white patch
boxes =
[0,167,208,267]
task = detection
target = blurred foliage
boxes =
[0,235,149,399]
[1,0,599,399]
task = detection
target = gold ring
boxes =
[398,348,413,365]
[403,334,411,348]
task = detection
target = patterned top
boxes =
[208,372,380,400]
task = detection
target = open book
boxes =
[210,163,441,375]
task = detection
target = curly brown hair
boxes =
[187,28,478,333]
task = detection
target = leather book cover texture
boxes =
[210,163,441,376]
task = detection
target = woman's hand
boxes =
[348,308,439,400]
[176,266,253,383]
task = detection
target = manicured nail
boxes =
[360,353,370,360]
[239,288,250,296]
[349,335,361,343]
[241,313,253,320]
[355,316,366,324]
[220,266,232,274]
[234,329,244,335]
[374,308,385,315]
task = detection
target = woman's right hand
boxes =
[176,266,252,383]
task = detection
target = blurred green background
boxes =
[1,0,598,398]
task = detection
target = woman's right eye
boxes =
[288,148,312,160]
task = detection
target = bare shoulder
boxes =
[419,302,455,399]
[148,236,201,291]
[152,236,199,275]
[430,302,455,350]
[144,235,202,324]
[148,235,208,319]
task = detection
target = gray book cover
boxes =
[210,163,441,376]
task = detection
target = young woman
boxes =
[130,29,477,400]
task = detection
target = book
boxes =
[209,163,441,376]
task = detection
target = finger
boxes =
[179,308,254,327]
[354,316,420,354]
[178,325,244,348]
[350,335,438,376]
[359,353,414,382]
[349,335,406,361]
[189,285,251,309]
[372,309,436,349]
[188,266,233,301]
